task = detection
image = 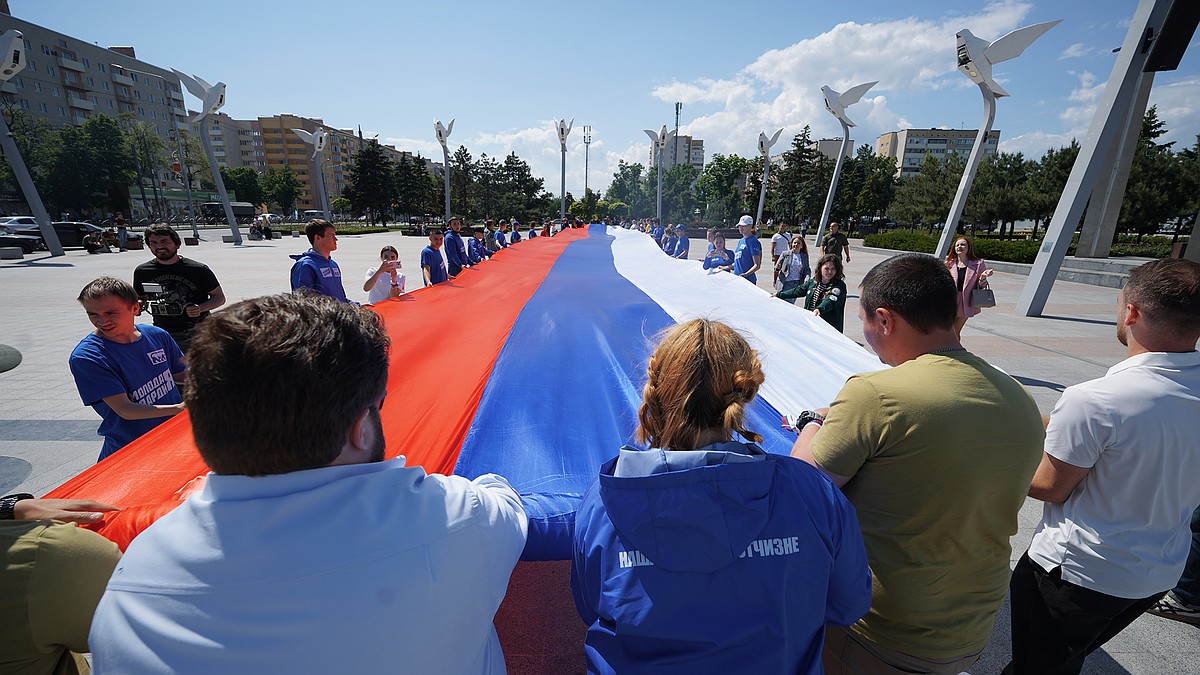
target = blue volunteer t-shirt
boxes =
[421,246,448,285]
[69,324,185,460]
[734,236,762,283]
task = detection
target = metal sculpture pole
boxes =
[435,119,454,224]
[1018,1,1191,314]
[293,127,330,217]
[0,30,63,255]
[756,128,783,225]
[815,81,877,245]
[173,69,241,244]
[583,125,592,195]
[934,20,1060,259]
[556,118,573,220]
[644,125,673,222]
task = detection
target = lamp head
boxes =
[0,30,25,83]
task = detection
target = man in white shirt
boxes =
[770,221,790,286]
[1005,259,1200,675]
[90,293,528,675]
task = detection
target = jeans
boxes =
[1172,506,1200,606]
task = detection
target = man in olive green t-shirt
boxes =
[792,254,1044,675]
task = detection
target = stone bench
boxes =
[221,235,237,243]
[0,247,24,260]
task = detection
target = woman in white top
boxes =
[364,245,405,304]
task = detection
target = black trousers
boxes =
[1003,552,1162,675]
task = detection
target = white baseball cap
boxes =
[737,215,754,227]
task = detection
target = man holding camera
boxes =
[133,224,225,351]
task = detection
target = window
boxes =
[22,39,30,50]
[155,80,162,89]
[138,106,145,116]
[106,100,114,109]
[31,81,40,93]
[102,81,110,91]
[37,102,47,113]
[41,45,51,56]
[134,89,141,99]
[86,76,94,86]
[98,63,106,73]
[92,95,98,104]
[130,73,138,83]
[57,39,68,48]
[58,106,66,116]
[83,58,90,67]
[27,60,35,72]
[18,98,29,110]
[46,65,55,76]
[51,86,60,97]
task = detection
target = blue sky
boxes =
[11,1,1199,197]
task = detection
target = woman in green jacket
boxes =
[776,253,847,332]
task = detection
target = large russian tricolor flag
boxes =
[47,224,882,555]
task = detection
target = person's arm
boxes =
[776,278,812,300]
[14,498,120,523]
[1028,453,1091,503]
[790,412,854,487]
[814,280,846,315]
[29,521,121,654]
[186,285,225,318]
[977,260,993,284]
[422,264,433,286]
[290,260,318,292]
[843,236,851,262]
[363,264,389,293]
[100,392,185,421]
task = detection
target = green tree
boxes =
[695,154,751,226]
[1119,106,1187,240]
[395,154,434,218]
[0,103,55,197]
[449,145,473,218]
[606,161,652,219]
[121,115,168,217]
[330,196,351,219]
[219,166,265,207]
[261,165,301,217]
[964,152,1033,239]
[499,152,545,222]
[1027,140,1079,237]
[45,125,102,214]
[83,115,136,214]
[662,163,699,224]
[856,152,898,222]
[344,139,397,225]
[887,153,964,230]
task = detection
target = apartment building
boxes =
[875,128,1001,178]
[650,134,705,172]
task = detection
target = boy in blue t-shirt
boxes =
[421,231,449,286]
[670,225,690,259]
[69,276,187,461]
[732,215,762,283]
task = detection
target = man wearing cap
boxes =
[509,220,523,244]
[733,215,762,284]
[669,224,690,259]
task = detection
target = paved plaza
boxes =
[0,227,1195,673]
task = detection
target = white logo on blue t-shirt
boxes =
[147,349,167,365]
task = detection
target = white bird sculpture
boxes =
[758,128,783,156]
[435,118,454,147]
[821,81,878,127]
[171,69,225,122]
[955,20,1061,97]
[556,117,574,148]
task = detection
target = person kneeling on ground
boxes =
[571,318,871,674]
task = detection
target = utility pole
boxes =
[583,126,592,195]
[674,102,682,168]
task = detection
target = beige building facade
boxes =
[875,128,1001,178]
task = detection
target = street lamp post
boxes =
[556,118,573,221]
[292,127,330,218]
[815,81,877,245]
[934,19,1059,259]
[582,125,592,196]
[755,128,783,226]
[0,30,63,255]
[172,69,241,244]
[117,64,197,239]
[644,125,673,223]
[434,119,454,225]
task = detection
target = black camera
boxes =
[140,282,184,317]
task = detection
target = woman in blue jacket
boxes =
[701,233,734,271]
[570,319,871,674]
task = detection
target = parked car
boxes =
[0,224,43,253]
[0,216,38,228]
[16,221,143,250]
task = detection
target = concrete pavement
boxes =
[0,229,1195,673]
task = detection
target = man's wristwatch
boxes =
[0,493,35,520]
[796,410,826,428]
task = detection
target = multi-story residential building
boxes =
[813,138,855,162]
[875,128,1001,178]
[650,134,705,172]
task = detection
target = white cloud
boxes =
[1148,76,1200,150]
[1059,43,1097,59]
[643,2,1037,159]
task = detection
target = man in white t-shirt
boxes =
[770,221,790,286]
[1004,258,1200,675]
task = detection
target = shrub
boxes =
[862,231,938,253]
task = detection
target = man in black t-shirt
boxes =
[821,221,851,263]
[132,224,225,350]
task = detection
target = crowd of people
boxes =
[3,214,1198,674]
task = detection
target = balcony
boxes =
[57,56,85,72]
[111,72,135,86]
[71,113,88,125]
[0,81,16,94]
[67,95,96,111]
[171,106,187,117]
